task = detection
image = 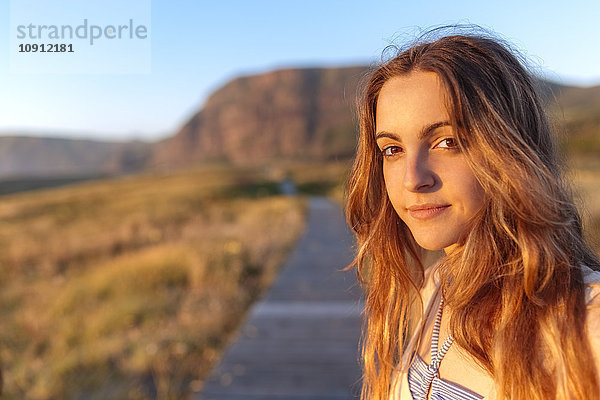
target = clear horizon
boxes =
[1,0,599,141]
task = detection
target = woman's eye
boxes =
[434,138,458,149]
[381,146,403,157]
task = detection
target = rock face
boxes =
[150,66,369,168]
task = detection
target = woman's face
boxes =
[375,71,486,252]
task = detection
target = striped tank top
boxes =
[407,298,483,400]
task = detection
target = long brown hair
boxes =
[346,29,600,399]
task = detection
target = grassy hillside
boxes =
[550,83,600,157]
[0,165,307,400]
[572,164,600,254]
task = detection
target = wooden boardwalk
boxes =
[198,197,363,400]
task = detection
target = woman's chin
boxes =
[412,236,457,252]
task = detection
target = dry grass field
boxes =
[0,157,597,400]
[0,165,307,400]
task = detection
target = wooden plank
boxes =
[198,197,363,400]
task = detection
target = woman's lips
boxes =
[407,204,451,220]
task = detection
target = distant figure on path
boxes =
[345,27,600,400]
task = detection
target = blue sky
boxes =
[1,0,599,141]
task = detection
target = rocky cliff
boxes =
[150,66,368,168]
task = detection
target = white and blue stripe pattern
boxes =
[407,298,483,400]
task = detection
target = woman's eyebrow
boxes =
[419,121,451,140]
[374,131,401,141]
[375,121,451,141]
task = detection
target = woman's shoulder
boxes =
[581,265,600,374]
[582,265,600,305]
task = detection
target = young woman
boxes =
[345,30,600,399]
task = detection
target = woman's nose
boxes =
[403,152,435,192]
